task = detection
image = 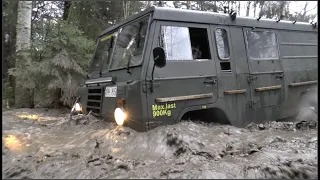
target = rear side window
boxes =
[159,26,211,60]
[246,31,279,59]
[215,28,230,60]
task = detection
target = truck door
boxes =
[243,28,285,109]
[145,21,218,128]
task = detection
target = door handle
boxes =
[204,78,217,84]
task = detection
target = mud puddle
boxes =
[2,108,318,179]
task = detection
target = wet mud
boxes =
[2,108,318,179]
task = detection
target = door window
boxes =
[159,26,211,60]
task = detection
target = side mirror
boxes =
[152,47,166,68]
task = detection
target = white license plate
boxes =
[105,86,117,97]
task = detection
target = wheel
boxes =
[295,92,318,122]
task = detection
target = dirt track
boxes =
[2,108,318,179]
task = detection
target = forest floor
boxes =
[2,108,318,179]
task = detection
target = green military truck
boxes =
[76,7,318,132]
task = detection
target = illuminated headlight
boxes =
[75,103,82,112]
[71,102,82,113]
[114,108,127,126]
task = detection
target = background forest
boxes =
[2,1,318,109]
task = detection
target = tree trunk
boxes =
[258,2,265,17]
[267,1,272,18]
[123,1,127,18]
[279,2,286,20]
[238,1,241,15]
[15,1,33,108]
[246,1,252,16]
[301,2,309,21]
[186,1,191,9]
[199,1,203,11]
[173,1,179,8]
[253,2,257,17]
[63,1,72,20]
[213,1,217,12]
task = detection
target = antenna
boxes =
[292,21,297,24]
[257,16,262,21]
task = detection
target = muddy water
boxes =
[2,108,318,179]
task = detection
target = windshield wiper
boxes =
[126,55,132,75]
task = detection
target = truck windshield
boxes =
[88,33,117,76]
[109,16,149,70]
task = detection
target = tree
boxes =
[153,1,166,7]
[173,1,182,8]
[253,1,257,17]
[288,2,317,22]
[258,1,265,17]
[181,1,191,9]
[3,0,18,106]
[246,1,252,16]
[14,1,33,108]
[278,1,288,20]
[63,1,72,20]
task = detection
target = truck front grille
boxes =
[87,87,103,115]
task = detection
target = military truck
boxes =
[76,7,318,132]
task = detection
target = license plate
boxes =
[105,86,117,97]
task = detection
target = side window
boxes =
[110,16,149,69]
[246,31,279,59]
[159,26,211,60]
[215,28,230,60]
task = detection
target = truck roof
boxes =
[100,7,318,37]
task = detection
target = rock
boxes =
[71,154,80,158]
[271,136,287,144]
[226,144,233,151]
[246,123,256,131]
[93,160,102,166]
[223,128,231,135]
[308,121,317,129]
[69,114,89,125]
[118,131,130,136]
[258,124,265,130]
[117,164,130,171]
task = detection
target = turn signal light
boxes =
[117,98,125,106]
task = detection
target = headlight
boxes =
[74,103,82,112]
[71,102,82,113]
[114,108,127,126]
